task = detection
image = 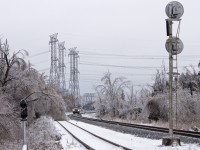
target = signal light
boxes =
[166,20,172,36]
[20,100,28,120]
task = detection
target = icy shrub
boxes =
[48,98,67,121]
[0,94,21,140]
[28,116,63,150]
[139,95,168,122]
[0,140,21,150]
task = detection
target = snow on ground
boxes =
[59,113,200,149]
[81,112,97,119]
[69,120,200,150]
[65,112,73,116]
[54,122,87,150]
[59,121,124,150]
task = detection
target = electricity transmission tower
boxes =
[82,93,95,106]
[0,39,9,59]
[69,47,80,106]
[49,33,59,87]
[0,40,9,77]
[58,41,66,92]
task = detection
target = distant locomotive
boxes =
[72,107,80,114]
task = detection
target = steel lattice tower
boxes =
[0,39,9,59]
[0,40,9,81]
[49,33,59,87]
[58,41,66,92]
[68,47,80,106]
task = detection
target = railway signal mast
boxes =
[162,1,184,146]
[69,47,80,106]
[20,99,28,150]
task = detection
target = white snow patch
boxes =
[54,122,87,150]
[82,113,97,119]
[69,120,200,150]
[59,121,125,150]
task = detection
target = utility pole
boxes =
[162,1,184,146]
[58,41,66,92]
[69,47,80,106]
[49,33,59,88]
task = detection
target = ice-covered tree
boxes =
[95,72,130,118]
[0,39,66,144]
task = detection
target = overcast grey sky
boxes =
[1,0,200,94]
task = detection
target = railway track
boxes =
[70,115,200,139]
[57,121,132,150]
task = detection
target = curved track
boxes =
[70,115,200,139]
[57,121,132,150]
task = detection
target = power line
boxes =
[80,73,153,77]
[31,59,50,65]
[79,61,193,70]
[26,51,49,58]
[38,67,50,72]
[80,54,200,62]
[79,51,167,59]
[80,79,153,86]
[26,49,200,61]
[79,62,165,70]
[26,50,200,61]
[80,50,200,59]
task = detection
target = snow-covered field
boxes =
[55,119,200,150]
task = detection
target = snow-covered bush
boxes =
[0,92,21,140]
[0,140,21,150]
[28,116,63,150]
[176,88,200,123]
[141,94,168,122]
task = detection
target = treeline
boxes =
[0,39,70,149]
[95,64,200,126]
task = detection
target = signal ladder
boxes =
[172,54,179,129]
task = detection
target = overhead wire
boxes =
[79,61,188,70]
[79,51,167,59]
[79,62,159,69]
[79,50,200,59]
[26,51,50,58]
[27,49,199,89]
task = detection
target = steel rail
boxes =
[70,115,200,139]
[56,121,94,150]
[58,120,132,150]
